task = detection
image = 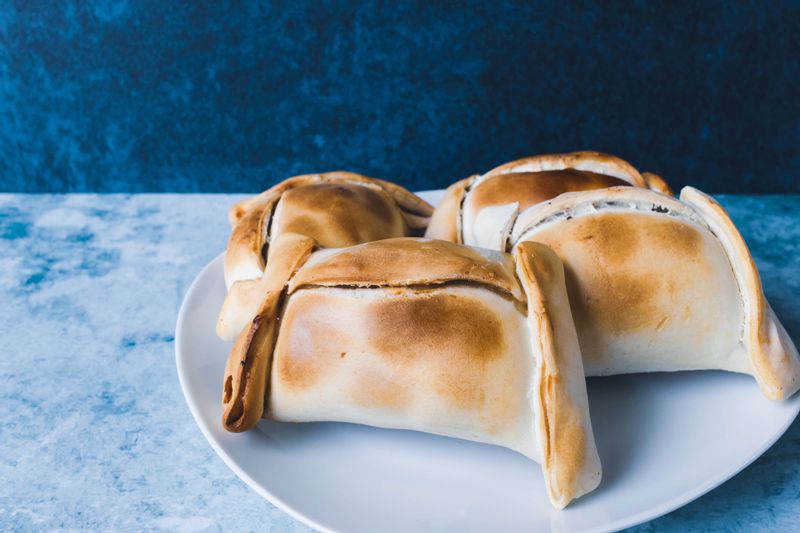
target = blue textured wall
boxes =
[1,1,799,193]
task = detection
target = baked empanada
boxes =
[225,172,433,288]
[510,186,800,399]
[426,151,671,250]
[221,237,602,508]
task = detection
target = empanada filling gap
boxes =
[516,199,705,242]
[503,209,522,253]
[260,195,285,263]
[457,178,475,244]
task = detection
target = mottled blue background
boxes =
[1,1,799,193]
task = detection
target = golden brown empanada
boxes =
[220,237,602,509]
[225,172,433,288]
[426,151,671,250]
[509,186,800,399]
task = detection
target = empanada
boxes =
[221,237,602,508]
[225,172,433,288]
[509,186,800,399]
[426,151,671,250]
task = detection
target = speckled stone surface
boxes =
[2,2,800,194]
[1,194,798,532]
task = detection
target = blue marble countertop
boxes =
[1,194,799,532]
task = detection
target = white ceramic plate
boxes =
[176,190,800,533]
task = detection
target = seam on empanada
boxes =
[291,280,525,312]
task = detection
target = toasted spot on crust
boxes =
[273,182,406,248]
[349,368,409,410]
[533,212,708,337]
[273,299,336,390]
[646,216,702,257]
[230,205,247,221]
[578,270,660,334]
[278,214,326,243]
[366,292,505,364]
[568,212,702,269]
[471,170,628,214]
[366,292,505,409]
[275,349,318,390]
[574,213,640,265]
[271,286,526,437]
[284,182,394,222]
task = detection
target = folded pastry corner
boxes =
[679,187,800,399]
[220,233,318,431]
[510,186,800,399]
[220,237,601,508]
[224,172,434,289]
[425,151,669,251]
[514,241,602,507]
[217,232,317,340]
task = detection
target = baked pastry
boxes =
[220,237,602,508]
[425,151,671,250]
[224,172,433,288]
[509,186,800,399]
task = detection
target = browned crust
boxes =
[228,176,315,224]
[423,176,475,243]
[222,292,283,432]
[224,172,433,286]
[221,234,318,432]
[642,171,674,196]
[232,172,432,224]
[468,170,630,216]
[484,151,648,188]
[288,238,524,301]
[515,241,601,508]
